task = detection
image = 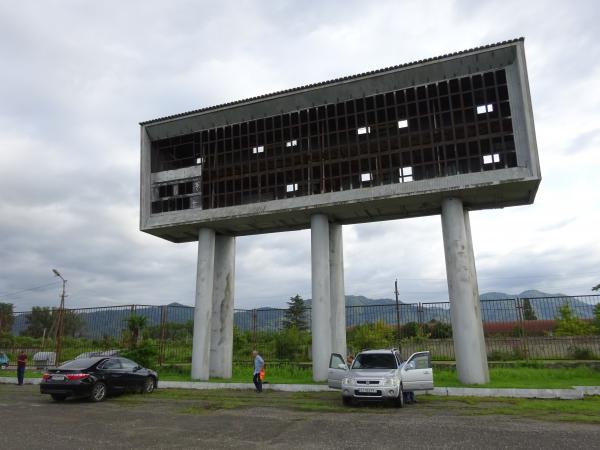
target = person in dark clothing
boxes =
[16,350,27,386]
[252,350,264,393]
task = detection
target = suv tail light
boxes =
[66,373,89,380]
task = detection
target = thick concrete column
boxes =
[463,209,489,377]
[311,214,331,381]
[210,235,235,379]
[329,223,346,357]
[191,228,216,380]
[441,198,489,384]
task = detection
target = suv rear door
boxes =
[401,351,433,391]
[327,353,348,389]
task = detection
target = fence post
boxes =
[252,309,257,348]
[158,305,167,367]
[515,297,529,360]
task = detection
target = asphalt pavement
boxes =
[1,384,598,449]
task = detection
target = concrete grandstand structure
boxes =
[140,38,540,383]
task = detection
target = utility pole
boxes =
[394,279,401,344]
[52,269,67,366]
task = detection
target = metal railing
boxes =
[1,295,598,367]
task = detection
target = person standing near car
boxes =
[16,350,27,386]
[252,350,264,393]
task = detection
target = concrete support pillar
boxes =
[441,198,489,384]
[311,214,331,381]
[191,228,216,380]
[210,235,235,378]
[329,223,346,357]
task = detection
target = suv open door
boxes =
[401,351,433,391]
[327,353,348,389]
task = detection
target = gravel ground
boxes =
[1,384,598,449]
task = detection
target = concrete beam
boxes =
[329,223,346,357]
[210,235,235,379]
[191,228,216,380]
[311,214,331,381]
[441,198,489,384]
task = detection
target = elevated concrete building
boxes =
[140,38,540,384]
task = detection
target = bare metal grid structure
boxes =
[150,69,516,214]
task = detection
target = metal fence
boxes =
[1,295,598,368]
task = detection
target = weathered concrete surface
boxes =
[191,227,216,380]
[210,235,235,379]
[441,197,489,384]
[311,214,331,382]
[329,223,346,357]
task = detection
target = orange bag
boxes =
[259,368,265,381]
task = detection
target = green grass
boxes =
[4,364,599,390]
[418,395,600,424]
[434,365,600,388]
[159,363,320,384]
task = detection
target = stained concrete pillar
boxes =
[441,198,489,384]
[210,235,235,379]
[191,228,216,380]
[329,223,346,357]
[311,214,331,381]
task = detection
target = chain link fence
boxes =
[1,295,598,368]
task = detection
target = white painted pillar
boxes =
[311,214,331,381]
[441,198,489,384]
[191,228,216,380]
[210,235,235,379]
[329,223,346,358]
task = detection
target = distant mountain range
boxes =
[11,290,596,337]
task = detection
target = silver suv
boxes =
[327,349,433,407]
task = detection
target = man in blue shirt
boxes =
[252,350,264,393]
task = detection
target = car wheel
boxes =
[142,377,155,394]
[394,387,405,408]
[51,394,67,402]
[342,396,353,406]
[90,382,107,402]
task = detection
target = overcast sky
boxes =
[1,0,599,311]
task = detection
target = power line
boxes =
[0,281,61,299]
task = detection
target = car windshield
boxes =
[352,353,397,370]
[58,358,101,370]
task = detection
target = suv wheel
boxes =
[394,387,405,408]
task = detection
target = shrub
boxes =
[121,340,158,369]
[555,305,594,336]
[429,321,452,339]
[569,346,596,360]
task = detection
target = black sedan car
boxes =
[40,356,158,402]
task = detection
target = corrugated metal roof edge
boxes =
[140,37,524,126]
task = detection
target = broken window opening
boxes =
[252,145,265,154]
[483,153,500,164]
[357,126,371,135]
[399,166,413,183]
[477,104,494,114]
[361,173,372,182]
[285,139,298,147]
[398,119,408,129]
[286,183,299,192]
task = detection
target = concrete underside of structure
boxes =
[144,171,538,242]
